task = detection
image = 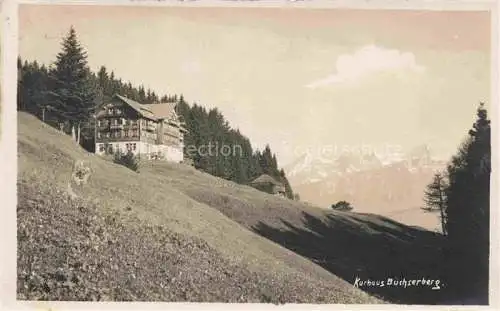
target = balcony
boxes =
[97,122,109,130]
[110,123,124,130]
[144,123,156,132]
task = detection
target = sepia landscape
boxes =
[16,4,491,305]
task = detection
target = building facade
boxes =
[95,94,187,162]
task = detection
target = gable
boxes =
[96,97,140,119]
[96,94,183,124]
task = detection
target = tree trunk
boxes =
[77,123,81,145]
[71,125,76,142]
[438,183,447,236]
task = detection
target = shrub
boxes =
[113,150,139,173]
[331,200,353,211]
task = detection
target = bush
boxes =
[331,200,353,211]
[113,150,139,172]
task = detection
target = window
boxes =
[97,120,101,127]
[132,143,137,151]
[117,131,121,138]
[97,132,101,139]
[124,131,129,138]
[106,132,111,138]
[99,144,105,152]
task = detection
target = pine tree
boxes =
[18,59,51,120]
[46,26,97,144]
[260,145,275,175]
[97,66,108,87]
[444,103,491,304]
[423,172,448,235]
[279,169,294,199]
[249,151,263,180]
[151,91,158,103]
[138,85,146,102]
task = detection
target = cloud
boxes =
[305,45,425,89]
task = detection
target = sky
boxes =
[18,5,492,166]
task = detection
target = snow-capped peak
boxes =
[284,144,447,185]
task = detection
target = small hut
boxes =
[250,174,286,197]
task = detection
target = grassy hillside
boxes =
[140,163,446,304]
[17,112,380,303]
[18,112,445,304]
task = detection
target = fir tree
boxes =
[423,172,448,235]
[260,145,275,175]
[138,85,146,102]
[18,59,51,120]
[46,26,97,144]
[444,103,490,304]
[279,169,294,199]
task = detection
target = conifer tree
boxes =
[444,103,490,304]
[46,26,97,144]
[423,172,448,235]
[260,145,275,175]
[250,151,264,180]
[279,169,294,199]
[138,85,146,102]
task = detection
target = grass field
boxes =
[17,112,444,303]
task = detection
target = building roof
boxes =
[115,94,157,120]
[250,174,283,186]
[143,102,177,120]
[111,94,187,132]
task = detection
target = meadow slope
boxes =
[17,112,380,303]
[18,112,444,304]
[141,162,446,304]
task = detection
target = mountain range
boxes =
[285,145,448,231]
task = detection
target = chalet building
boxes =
[94,94,187,162]
[250,174,286,197]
